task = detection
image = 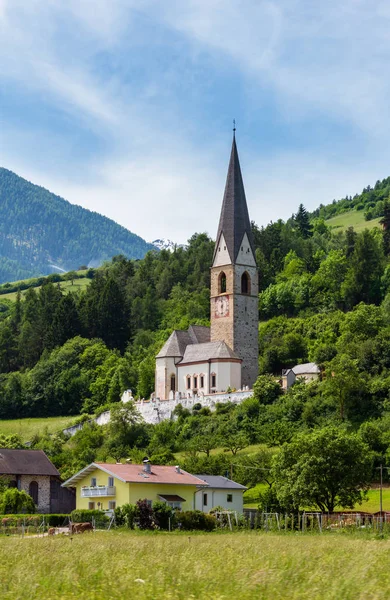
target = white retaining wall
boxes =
[62,390,253,435]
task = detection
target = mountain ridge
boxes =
[0,167,155,283]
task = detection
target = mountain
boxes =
[0,168,155,283]
[151,238,187,252]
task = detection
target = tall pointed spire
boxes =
[213,134,255,263]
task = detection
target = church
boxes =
[154,133,259,401]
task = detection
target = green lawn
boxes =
[0,276,91,301]
[1,530,390,599]
[326,210,381,233]
[0,416,78,441]
[244,485,390,513]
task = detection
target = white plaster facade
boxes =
[195,488,244,514]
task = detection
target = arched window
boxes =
[241,272,250,295]
[219,271,227,294]
[211,373,217,389]
[170,374,176,392]
[29,481,39,505]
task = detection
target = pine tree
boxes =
[294,204,313,238]
[380,198,390,255]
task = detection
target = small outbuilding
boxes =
[0,448,75,514]
[194,475,247,514]
[282,362,321,390]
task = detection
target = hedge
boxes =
[70,509,109,525]
[0,514,69,527]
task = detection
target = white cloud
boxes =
[1,0,389,246]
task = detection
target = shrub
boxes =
[0,489,36,514]
[70,509,109,526]
[114,504,138,529]
[153,501,175,530]
[0,514,68,527]
[176,510,216,531]
[136,499,155,530]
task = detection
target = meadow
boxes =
[0,416,78,441]
[326,210,381,233]
[1,530,390,599]
[0,276,91,301]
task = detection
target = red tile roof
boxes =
[95,463,207,486]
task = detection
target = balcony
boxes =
[81,486,116,497]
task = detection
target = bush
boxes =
[153,501,175,530]
[70,509,109,526]
[114,504,138,529]
[0,514,68,526]
[0,489,36,514]
[176,510,216,531]
[136,499,155,530]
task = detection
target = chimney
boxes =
[143,458,151,474]
[175,465,181,474]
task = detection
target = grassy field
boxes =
[243,484,390,512]
[0,276,91,301]
[326,210,381,233]
[1,530,390,599]
[0,416,78,441]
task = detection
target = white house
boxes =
[282,362,321,390]
[194,475,247,514]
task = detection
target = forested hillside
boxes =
[1,181,390,493]
[0,168,154,283]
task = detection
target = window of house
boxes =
[108,501,116,510]
[108,477,114,487]
[227,494,233,503]
[88,502,95,510]
[91,477,97,487]
[29,481,39,505]
[170,374,176,392]
[241,272,250,294]
[200,375,204,388]
[168,501,182,510]
[203,493,208,506]
[211,374,216,388]
[145,500,152,508]
[193,376,198,389]
[219,271,227,294]
[187,376,191,389]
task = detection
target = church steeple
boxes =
[213,134,255,264]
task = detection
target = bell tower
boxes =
[210,132,259,388]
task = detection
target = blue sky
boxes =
[1,0,389,243]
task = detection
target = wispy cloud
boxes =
[0,1,389,244]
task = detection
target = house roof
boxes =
[156,326,211,359]
[62,463,209,488]
[180,341,240,364]
[292,362,320,375]
[194,474,247,490]
[0,449,60,477]
[213,135,255,264]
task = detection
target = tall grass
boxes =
[1,531,390,599]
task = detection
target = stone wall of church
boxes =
[210,264,235,348]
[233,264,259,388]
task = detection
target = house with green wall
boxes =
[62,460,208,511]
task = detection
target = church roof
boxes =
[188,325,210,344]
[180,341,240,364]
[213,135,255,263]
[156,326,210,359]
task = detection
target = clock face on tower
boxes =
[215,295,229,318]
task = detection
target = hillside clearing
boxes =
[0,276,91,301]
[326,210,381,233]
[1,531,390,599]
[0,416,78,441]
